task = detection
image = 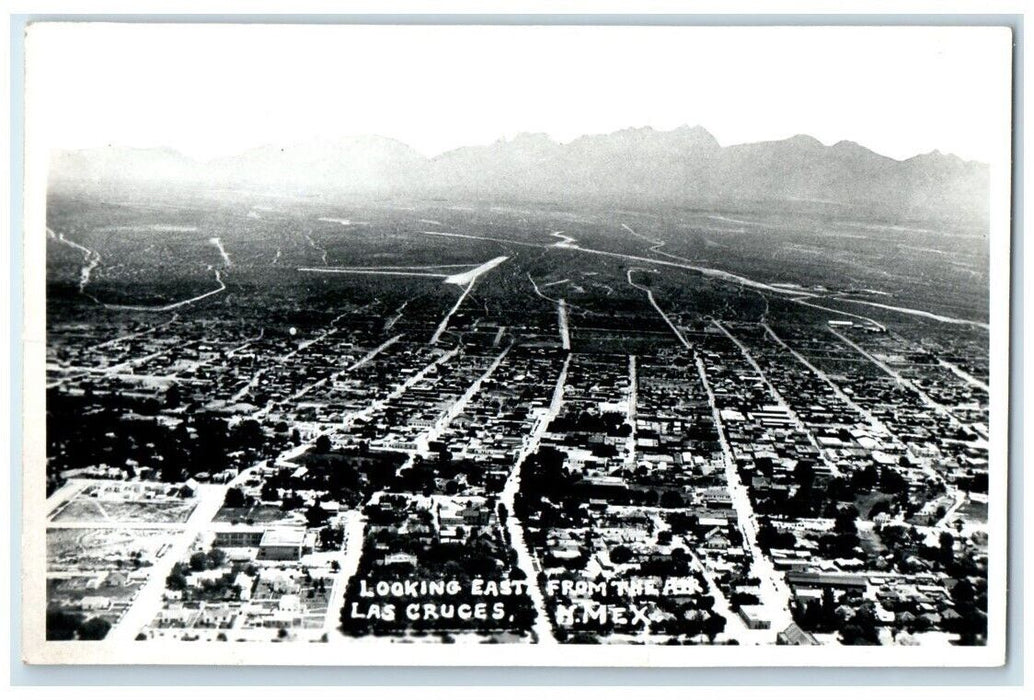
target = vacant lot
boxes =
[214,505,291,524]
[51,498,197,524]
[47,527,176,570]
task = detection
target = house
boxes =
[738,605,771,630]
[380,552,418,568]
[179,479,200,498]
[79,596,111,612]
[777,622,819,645]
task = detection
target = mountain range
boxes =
[50,126,990,219]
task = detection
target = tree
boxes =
[160,460,184,483]
[610,545,634,565]
[165,385,182,410]
[659,490,684,508]
[224,487,246,509]
[260,480,279,502]
[840,604,880,645]
[207,548,228,568]
[952,578,976,606]
[703,613,726,642]
[77,617,112,641]
[821,587,837,623]
[850,463,880,493]
[757,519,797,552]
[189,551,210,572]
[46,610,84,641]
[794,461,815,486]
[166,563,189,590]
[939,531,955,568]
[880,466,909,495]
[834,506,860,536]
[320,525,343,550]
[315,434,332,453]
[306,500,329,527]
[281,491,304,511]
[233,419,264,450]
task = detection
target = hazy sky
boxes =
[26,23,1012,162]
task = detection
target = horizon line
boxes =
[49,124,987,167]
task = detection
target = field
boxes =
[46,186,989,341]
[214,505,294,524]
[46,527,176,571]
[51,498,197,524]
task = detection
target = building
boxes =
[777,622,820,645]
[213,525,264,548]
[738,605,771,630]
[257,528,305,561]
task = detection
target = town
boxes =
[44,194,991,648]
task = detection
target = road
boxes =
[832,297,990,330]
[694,355,794,639]
[935,491,969,529]
[228,309,362,411]
[429,256,511,343]
[557,299,571,350]
[84,316,180,353]
[385,300,410,331]
[418,344,511,452]
[431,279,478,344]
[337,347,460,434]
[422,228,989,330]
[623,355,637,469]
[938,359,990,393]
[423,230,543,250]
[499,354,570,645]
[209,237,232,267]
[714,320,842,478]
[108,481,234,641]
[304,230,328,265]
[273,332,404,411]
[527,273,571,350]
[348,334,403,372]
[762,322,889,435]
[550,231,576,247]
[324,509,367,637]
[298,267,448,278]
[790,298,887,332]
[48,227,101,293]
[826,327,977,437]
[45,480,90,517]
[271,347,462,467]
[766,323,950,490]
[101,269,227,313]
[685,547,752,644]
[626,268,691,349]
[47,340,201,389]
[443,255,509,286]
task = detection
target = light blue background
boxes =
[8,12,1024,686]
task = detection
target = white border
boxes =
[18,21,1014,668]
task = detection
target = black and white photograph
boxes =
[19,22,1013,667]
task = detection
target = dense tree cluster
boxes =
[46,610,112,641]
